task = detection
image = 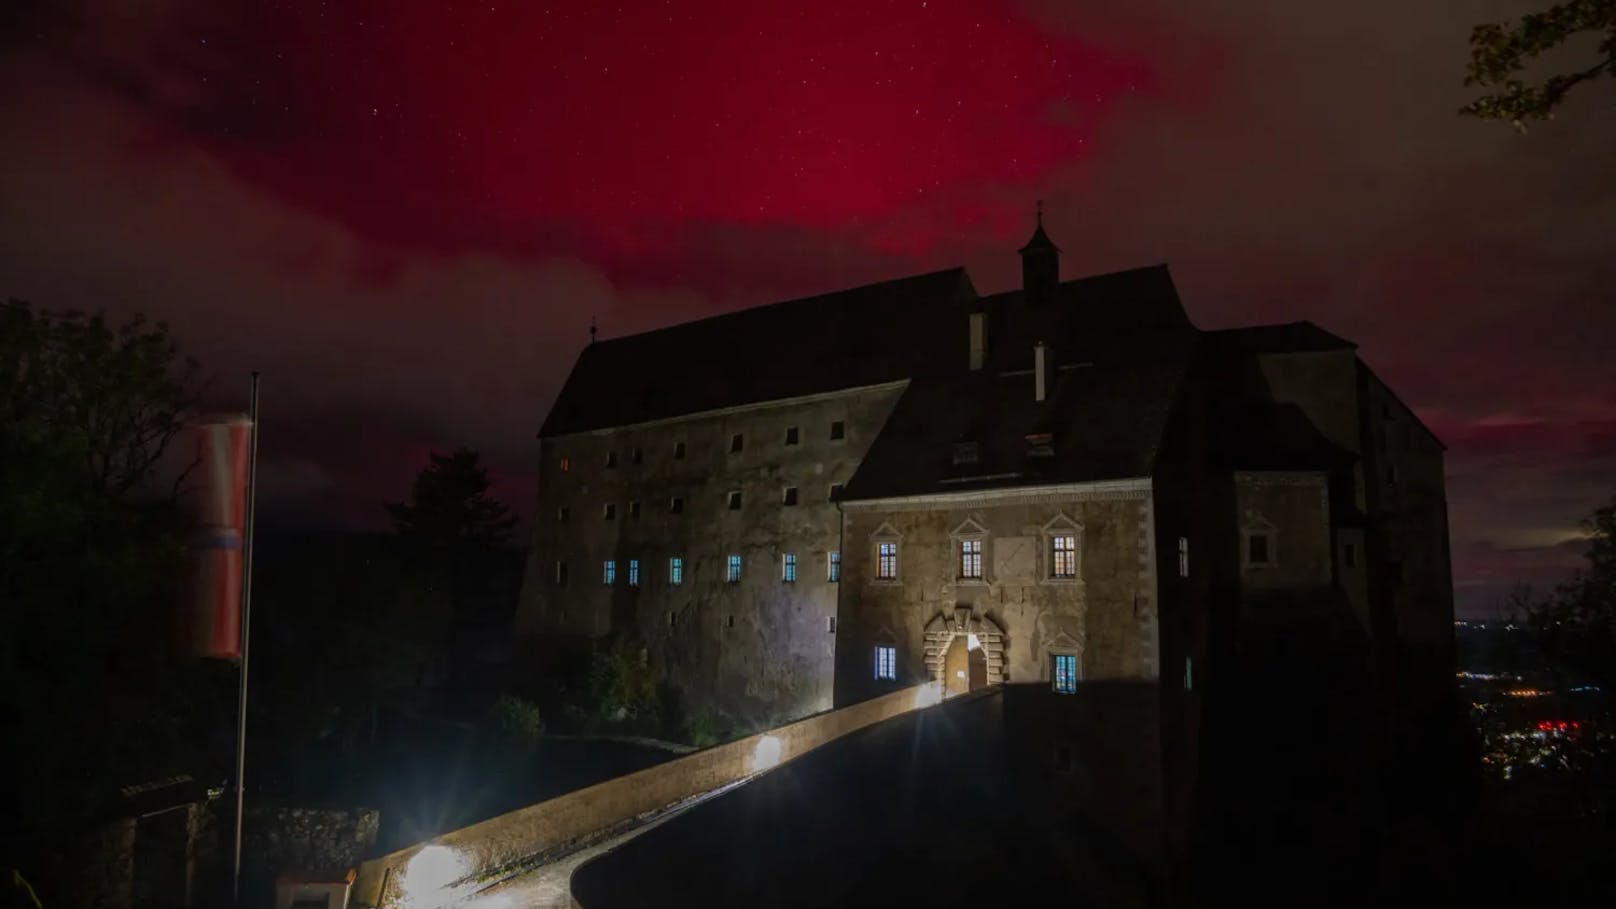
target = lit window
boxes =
[727,554,742,583]
[555,561,568,586]
[828,550,840,582]
[603,560,616,585]
[669,557,684,585]
[960,539,982,579]
[1177,536,1189,578]
[874,645,897,680]
[559,456,570,472]
[1053,654,1078,694]
[628,559,640,587]
[783,486,798,506]
[829,483,844,501]
[628,500,640,519]
[1248,534,1271,566]
[877,541,898,580]
[782,553,797,582]
[557,506,569,523]
[670,496,684,514]
[730,433,744,453]
[605,451,617,468]
[830,421,845,440]
[785,426,799,445]
[673,441,686,459]
[1051,534,1077,578]
[603,503,616,521]
[727,490,742,510]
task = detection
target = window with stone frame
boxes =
[730,433,744,453]
[828,550,840,582]
[782,552,797,582]
[830,420,845,440]
[673,441,686,459]
[628,559,640,587]
[603,560,616,585]
[1241,515,1278,572]
[874,645,897,680]
[670,496,684,514]
[726,553,742,583]
[631,447,643,465]
[727,490,742,510]
[628,500,641,519]
[960,538,983,580]
[1052,653,1078,694]
[1177,536,1189,578]
[782,486,798,506]
[669,557,683,586]
[1050,534,1077,578]
[603,503,616,521]
[605,450,617,468]
[1248,533,1271,565]
[877,541,898,580]
[784,426,799,446]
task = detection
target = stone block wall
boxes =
[517,382,908,725]
[835,480,1159,707]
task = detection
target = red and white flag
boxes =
[180,415,253,660]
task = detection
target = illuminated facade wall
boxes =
[515,382,906,724]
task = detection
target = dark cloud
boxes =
[2,1,1611,615]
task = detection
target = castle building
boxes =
[515,214,1454,781]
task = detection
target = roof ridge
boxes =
[591,266,969,347]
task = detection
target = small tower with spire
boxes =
[1019,200,1061,306]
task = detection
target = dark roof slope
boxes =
[842,266,1197,499]
[1206,321,1354,354]
[539,268,974,436]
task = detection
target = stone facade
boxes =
[516,382,907,723]
[835,482,1159,707]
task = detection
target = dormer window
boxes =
[1241,515,1279,573]
[952,441,980,466]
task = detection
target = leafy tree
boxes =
[1461,0,1616,131]
[387,448,518,624]
[387,448,517,554]
[585,635,661,725]
[1520,500,1616,692]
[0,300,220,841]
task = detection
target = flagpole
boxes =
[232,372,261,906]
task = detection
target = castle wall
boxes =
[834,481,1160,708]
[516,382,908,726]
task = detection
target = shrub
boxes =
[488,694,544,744]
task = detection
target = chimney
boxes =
[1019,201,1061,307]
[969,312,987,371]
[1034,342,1048,402]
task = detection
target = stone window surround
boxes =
[870,522,902,585]
[1241,514,1279,572]
[950,517,989,586]
[1040,512,1085,586]
[1038,629,1086,687]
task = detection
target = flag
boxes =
[180,415,253,660]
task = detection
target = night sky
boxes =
[2,1,1612,617]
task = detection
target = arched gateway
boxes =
[922,608,1006,694]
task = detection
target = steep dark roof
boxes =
[1207,321,1355,354]
[843,266,1198,499]
[539,268,974,436]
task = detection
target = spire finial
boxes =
[1036,199,1043,227]
[588,316,597,345]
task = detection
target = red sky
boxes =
[2,0,1612,617]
